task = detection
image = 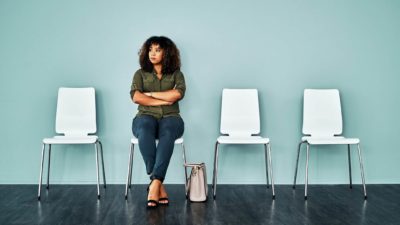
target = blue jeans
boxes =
[132,115,184,182]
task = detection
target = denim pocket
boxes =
[131,117,138,138]
[177,117,185,138]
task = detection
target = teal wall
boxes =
[1,0,399,184]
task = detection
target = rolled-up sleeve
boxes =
[174,71,186,100]
[130,70,143,99]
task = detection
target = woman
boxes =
[130,36,186,208]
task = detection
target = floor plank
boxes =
[0,185,399,225]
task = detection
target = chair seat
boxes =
[131,137,184,144]
[217,136,270,144]
[302,136,360,145]
[43,135,98,144]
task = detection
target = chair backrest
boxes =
[302,89,342,137]
[55,87,97,136]
[220,89,260,137]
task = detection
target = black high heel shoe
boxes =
[158,184,169,206]
[158,197,169,206]
[147,180,159,209]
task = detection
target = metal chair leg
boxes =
[293,141,304,189]
[182,143,188,197]
[46,144,52,190]
[267,143,276,199]
[348,144,352,189]
[264,144,269,188]
[128,144,134,188]
[212,142,220,199]
[357,144,367,199]
[125,143,134,199]
[305,143,310,200]
[95,142,100,199]
[38,144,46,200]
[98,141,106,188]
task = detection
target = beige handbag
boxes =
[185,163,208,202]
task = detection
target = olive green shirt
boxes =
[130,69,186,119]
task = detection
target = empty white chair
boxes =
[212,89,275,199]
[124,137,188,199]
[293,89,367,199]
[38,87,106,200]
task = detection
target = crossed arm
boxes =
[132,89,182,106]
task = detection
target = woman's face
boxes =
[148,44,164,65]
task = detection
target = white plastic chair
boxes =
[212,89,275,199]
[293,89,367,199]
[38,87,106,200]
[124,137,188,199]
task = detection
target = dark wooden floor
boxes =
[0,185,399,225]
